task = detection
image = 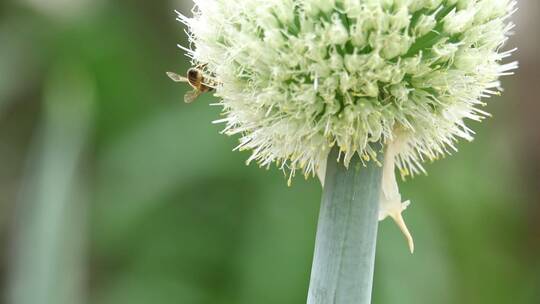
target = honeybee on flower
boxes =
[167,65,215,103]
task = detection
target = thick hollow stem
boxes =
[307,147,383,304]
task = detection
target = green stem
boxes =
[307,147,383,304]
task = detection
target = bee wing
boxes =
[184,89,202,103]
[166,72,188,83]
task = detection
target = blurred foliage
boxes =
[0,1,538,304]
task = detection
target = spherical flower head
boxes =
[176,0,517,251]
[179,0,516,179]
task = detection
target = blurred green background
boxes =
[0,1,539,303]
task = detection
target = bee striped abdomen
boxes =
[187,69,199,86]
[187,68,212,92]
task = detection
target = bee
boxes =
[166,67,214,103]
